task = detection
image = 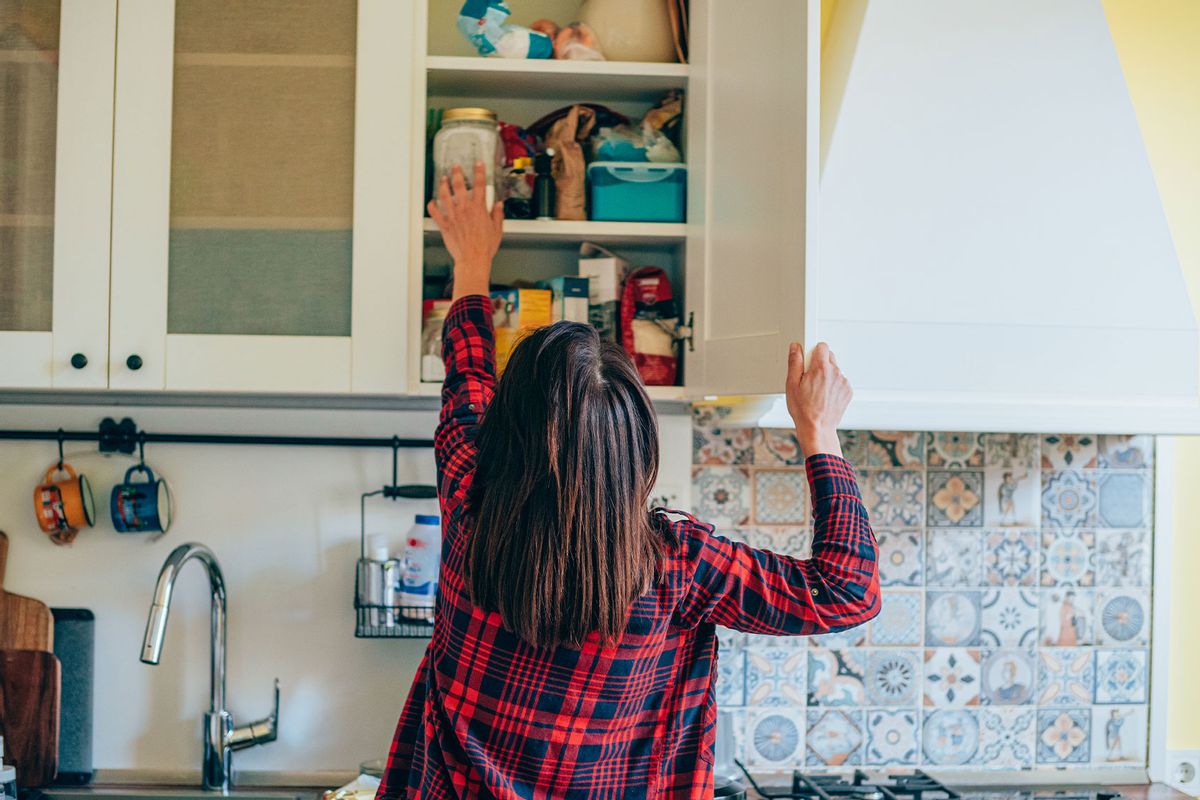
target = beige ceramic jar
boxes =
[579,0,677,63]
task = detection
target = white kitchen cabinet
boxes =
[2,0,818,403]
[107,0,413,393]
[411,0,819,402]
[0,0,116,390]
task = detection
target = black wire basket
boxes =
[353,453,439,639]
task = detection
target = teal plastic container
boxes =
[587,162,686,223]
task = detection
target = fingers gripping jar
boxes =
[433,108,502,208]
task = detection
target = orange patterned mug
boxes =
[34,462,95,545]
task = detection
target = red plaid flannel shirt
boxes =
[377,295,880,800]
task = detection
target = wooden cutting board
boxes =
[0,649,60,787]
[0,531,54,651]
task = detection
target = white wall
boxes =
[0,401,691,774]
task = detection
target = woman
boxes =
[377,163,880,799]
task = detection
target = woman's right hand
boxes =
[785,342,852,458]
[428,161,504,300]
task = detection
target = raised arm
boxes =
[429,162,504,514]
[676,341,880,633]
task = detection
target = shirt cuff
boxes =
[805,453,863,501]
[446,294,492,327]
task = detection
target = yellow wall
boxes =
[1102,0,1200,750]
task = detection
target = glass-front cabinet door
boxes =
[109,0,414,393]
[0,0,115,389]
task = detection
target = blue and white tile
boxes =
[925,591,983,647]
[1094,649,1148,704]
[980,588,1038,649]
[754,429,804,466]
[1096,590,1150,647]
[1040,588,1095,646]
[865,431,926,468]
[865,649,921,706]
[924,648,981,707]
[877,530,924,586]
[1041,435,1099,469]
[811,626,867,648]
[984,529,1038,587]
[865,709,921,766]
[807,648,866,706]
[928,432,985,468]
[838,430,870,471]
[985,434,1039,469]
[717,627,745,650]
[864,471,925,527]
[979,707,1036,768]
[1041,470,1099,529]
[1097,472,1152,529]
[1096,529,1151,588]
[692,466,751,527]
[1091,705,1148,766]
[1037,648,1095,705]
[753,469,809,525]
[870,592,923,646]
[1097,435,1153,470]
[716,646,746,706]
[1037,708,1092,764]
[693,406,754,465]
[980,649,1035,705]
[745,645,807,707]
[928,470,985,528]
[922,709,980,766]
[1040,529,1095,587]
[806,709,865,767]
[745,708,806,769]
[925,530,984,587]
[983,467,1040,528]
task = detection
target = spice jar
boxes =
[432,108,502,208]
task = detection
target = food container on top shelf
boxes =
[433,108,502,208]
[587,162,686,223]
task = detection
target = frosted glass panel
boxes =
[167,0,356,337]
[0,0,59,332]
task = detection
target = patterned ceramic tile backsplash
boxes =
[691,413,1154,772]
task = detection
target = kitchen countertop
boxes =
[1109,786,1196,800]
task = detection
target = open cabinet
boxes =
[410,0,818,402]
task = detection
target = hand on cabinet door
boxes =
[785,342,852,459]
[428,162,504,301]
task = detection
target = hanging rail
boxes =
[0,417,432,453]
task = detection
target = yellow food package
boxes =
[490,289,552,373]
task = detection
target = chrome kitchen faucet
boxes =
[141,543,279,792]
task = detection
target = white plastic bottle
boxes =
[398,515,442,622]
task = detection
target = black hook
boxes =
[390,436,401,499]
[137,431,147,470]
[56,428,64,470]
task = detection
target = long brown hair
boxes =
[468,321,669,648]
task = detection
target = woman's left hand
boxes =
[428,161,504,299]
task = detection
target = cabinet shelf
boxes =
[423,218,685,245]
[416,381,686,400]
[425,55,688,102]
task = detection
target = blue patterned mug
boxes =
[110,465,171,533]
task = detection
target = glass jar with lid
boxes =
[432,108,502,208]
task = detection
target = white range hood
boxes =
[783,0,1200,433]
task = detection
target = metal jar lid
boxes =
[443,107,497,123]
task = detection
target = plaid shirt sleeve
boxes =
[433,294,495,526]
[675,454,880,634]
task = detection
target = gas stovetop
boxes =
[730,765,1123,800]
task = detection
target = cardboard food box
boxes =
[541,276,590,324]
[578,242,630,341]
[490,288,552,373]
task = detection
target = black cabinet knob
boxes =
[70,353,88,369]
[126,354,143,371]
